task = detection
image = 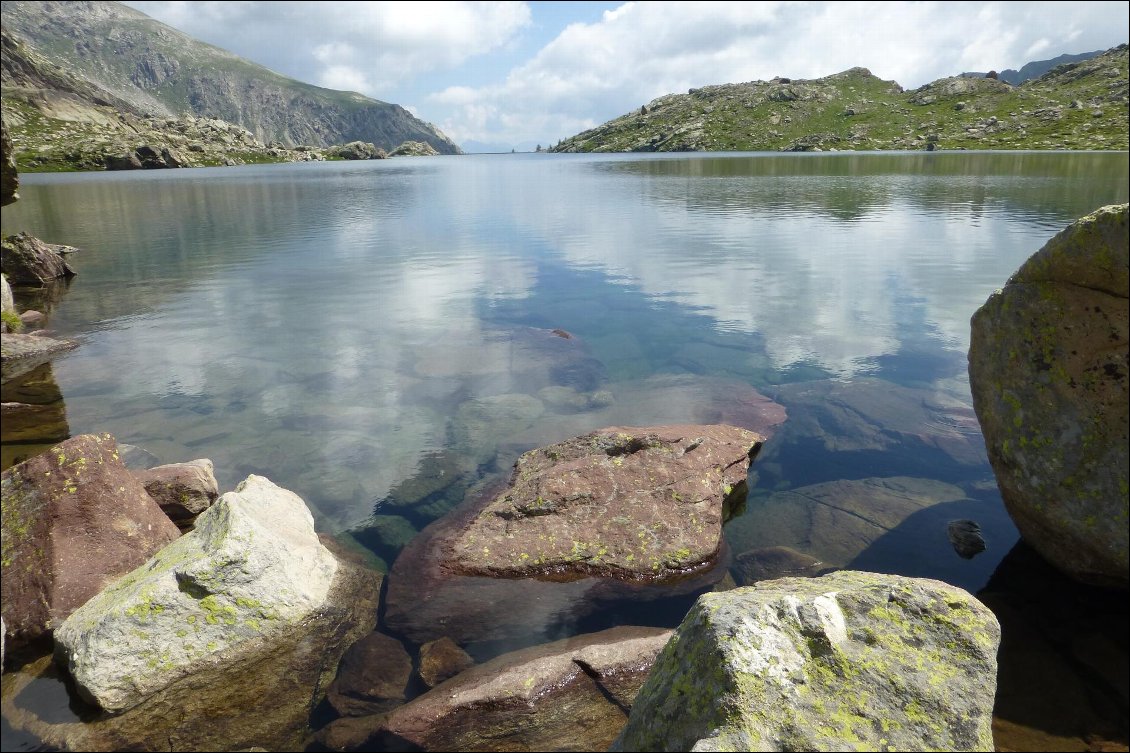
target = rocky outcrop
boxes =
[613,572,1000,752]
[326,631,413,717]
[55,475,337,712]
[389,140,442,157]
[0,433,181,648]
[1,116,17,205]
[326,141,388,160]
[384,424,762,645]
[0,232,77,285]
[377,626,672,752]
[969,203,1128,588]
[134,458,219,528]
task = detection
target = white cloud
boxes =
[125,1,532,92]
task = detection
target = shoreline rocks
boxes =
[1,433,181,649]
[614,572,1001,752]
[969,203,1129,588]
[55,474,339,713]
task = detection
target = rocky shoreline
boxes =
[2,113,1128,751]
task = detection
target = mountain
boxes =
[998,50,1105,86]
[551,45,1128,154]
[0,0,460,158]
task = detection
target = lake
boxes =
[2,150,1128,749]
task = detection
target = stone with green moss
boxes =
[54,474,339,713]
[613,571,999,752]
[969,203,1128,588]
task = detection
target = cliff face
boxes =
[0,0,460,154]
[552,46,1129,154]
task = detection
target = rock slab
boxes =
[450,424,763,580]
[381,626,672,752]
[969,203,1129,588]
[0,232,76,285]
[1,433,180,647]
[613,571,1000,752]
[54,474,338,713]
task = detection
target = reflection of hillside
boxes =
[2,163,423,328]
[510,153,1128,378]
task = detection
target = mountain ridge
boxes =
[0,0,461,156]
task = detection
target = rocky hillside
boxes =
[0,0,460,159]
[552,45,1128,153]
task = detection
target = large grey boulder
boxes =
[969,203,1128,588]
[613,572,1000,752]
[1,434,181,648]
[55,475,339,713]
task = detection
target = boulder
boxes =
[0,232,77,285]
[326,631,413,717]
[104,152,142,170]
[134,458,219,528]
[418,636,475,688]
[54,475,337,713]
[327,141,387,160]
[613,572,1000,752]
[3,528,381,752]
[378,626,672,752]
[0,434,181,648]
[1,273,13,315]
[947,520,987,559]
[389,140,441,157]
[969,203,1128,588]
[384,424,762,644]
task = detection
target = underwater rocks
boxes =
[613,572,1000,752]
[0,433,180,648]
[969,203,1129,589]
[384,424,762,645]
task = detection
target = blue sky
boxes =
[121,1,1129,152]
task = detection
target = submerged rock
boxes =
[418,636,475,688]
[0,433,180,648]
[969,203,1128,588]
[725,476,970,570]
[384,425,761,645]
[326,631,413,717]
[731,545,829,586]
[379,626,672,752]
[613,572,1000,752]
[54,475,338,713]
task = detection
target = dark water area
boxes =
[1,150,1127,750]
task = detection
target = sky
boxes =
[120,1,1129,152]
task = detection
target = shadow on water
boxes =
[978,542,1129,751]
